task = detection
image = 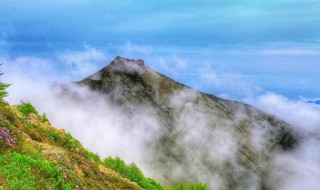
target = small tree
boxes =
[0,64,10,99]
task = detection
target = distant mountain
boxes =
[74,56,298,190]
[306,100,320,105]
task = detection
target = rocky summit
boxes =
[75,56,298,190]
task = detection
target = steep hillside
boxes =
[75,56,298,189]
[0,99,209,190]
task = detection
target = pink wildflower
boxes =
[59,166,63,171]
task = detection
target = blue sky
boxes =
[1,0,320,100]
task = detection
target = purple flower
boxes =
[0,136,3,140]
[59,166,63,171]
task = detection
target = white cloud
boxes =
[273,138,320,190]
[1,56,58,104]
[243,92,320,190]
[2,46,109,103]
[194,67,263,100]
[58,45,109,79]
[247,93,320,134]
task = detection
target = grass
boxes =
[167,183,210,190]
[104,156,164,190]
[0,152,69,190]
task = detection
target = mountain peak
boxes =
[114,56,145,66]
[109,56,146,71]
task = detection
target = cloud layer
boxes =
[248,93,320,133]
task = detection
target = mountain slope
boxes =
[76,56,298,189]
[1,100,206,189]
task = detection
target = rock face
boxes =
[78,56,297,190]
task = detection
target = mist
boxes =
[2,52,320,190]
[247,93,320,190]
[2,56,162,176]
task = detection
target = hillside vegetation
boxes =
[0,69,209,189]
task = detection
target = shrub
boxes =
[104,156,164,190]
[42,113,51,124]
[83,149,102,163]
[0,127,15,145]
[50,131,63,142]
[0,126,16,153]
[167,183,210,190]
[0,64,10,100]
[64,133,82,152]
[17,101,39,116]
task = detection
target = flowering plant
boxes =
[0,127,15,148]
